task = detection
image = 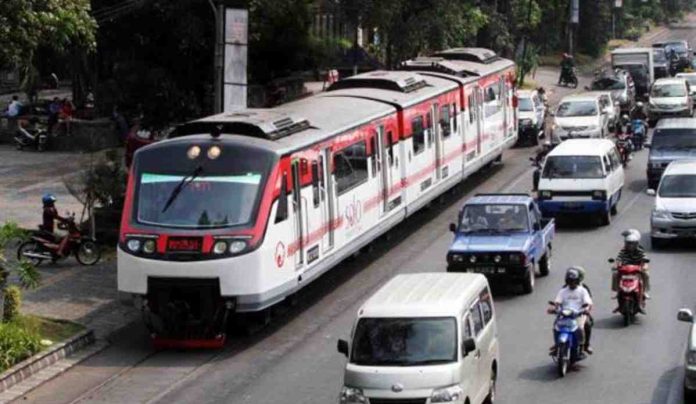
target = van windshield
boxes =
[652,129,696,149]
[542,155,605,179]
[351,317,457,366]
[659,175,696,198]
[556,101,597,117]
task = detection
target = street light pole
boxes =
[209,0,224,114]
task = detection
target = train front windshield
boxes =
[134,144,274,229]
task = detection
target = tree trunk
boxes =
[0,288,5,323]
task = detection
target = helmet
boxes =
[543,140,552,149]
[636,101,644,108]
[42,193,56,206]
[623,229,641,243]
[565,268,581,286]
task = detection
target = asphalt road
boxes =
[17,22,696,404]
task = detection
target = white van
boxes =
[538,139,625,226]
[337,273,498,404]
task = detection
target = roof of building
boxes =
[358,273,488,318]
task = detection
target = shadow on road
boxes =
[650,366,683,404]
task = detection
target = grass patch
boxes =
[0,316,84,373]
[608,39,633,50]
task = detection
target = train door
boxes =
[407,111,435,203]
[501,78,509,141]
[431,103,444,181]
[438,102,460,180]
[376,125,401,214]
[476,87,484,156]
[319,150,334,252]
[291,161,305,269]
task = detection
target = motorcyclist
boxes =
[612,229,650,313]
[548,268,593,357]
[532,141,552,191]
[40,194,70,256]
[559,53,575,85]
[562,266,593,354]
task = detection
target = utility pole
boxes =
[569,0,579,56]
[519,0,534,86]
[209,0,224,114]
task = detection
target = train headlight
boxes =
[213,240,228,255]
[142,239,156,254]
[126,239,141,252]
[208,145,221,160]
[187,145,201,160]
[229,240,247,254]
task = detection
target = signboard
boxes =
[570,0,579,24]
[223,8,248,112]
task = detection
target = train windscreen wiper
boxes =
[161,166,203,213]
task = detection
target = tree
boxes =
[0,223,40,323]
[0,0,97,102]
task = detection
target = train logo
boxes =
[275,241,286,268]
[345,196,363,227]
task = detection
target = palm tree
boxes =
[0,222,41,322]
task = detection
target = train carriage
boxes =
[117,48,517,347]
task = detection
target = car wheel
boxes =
[684,385,695,402]
[521,263,535,294]
[598,209,611,226]
[610,201,618,215]
[483,367,497,404]
[539,250,551,277]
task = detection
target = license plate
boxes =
[471,267,506,274]
[167,237,202,252]
[563,202,580,208]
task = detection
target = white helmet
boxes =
[636,101,644,108]
[622,229,641,243]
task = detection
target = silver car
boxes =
[677,308,696,399]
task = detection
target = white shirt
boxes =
[7,100,22,117]
[554,286,592,312]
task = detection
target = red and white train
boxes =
[118,48,517,346]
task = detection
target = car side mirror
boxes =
[646,189,656,196]
[337,339,349,357]
[462,338,476,357]
[449,223,457,233]
[678,308,694,323]
[608,258,615,264]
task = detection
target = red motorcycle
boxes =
[17,214,101,266]
[609,258,648,326]
[615,133,633,167]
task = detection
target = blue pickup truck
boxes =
[446,194,555,294]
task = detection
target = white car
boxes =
[338,273,498,404]
[647,159,696,248]
[676,72,696,101]
[551,93,610,144]
[517,89,546,145]
[677,308,696,400]
[648,78,693,126]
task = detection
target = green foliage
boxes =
[83,150,127,209]
[3,286,21,323]
[0,222,41,318]
[0,319,41,372]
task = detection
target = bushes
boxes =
[3,286,21,323]
[0,320,41,372]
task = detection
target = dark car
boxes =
[653,48,670,79]
[646,118,696,189]
[615,63,651,99]
[589,70,635,113]
[654,41,693,71]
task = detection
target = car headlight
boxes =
[509,253,523,264]
[469,255,477,264]
[539,190,552,200]
[592,190,607,200]
[450,254,465,263]
[339,386,367,404]
[431,385,464,403]
[687,351,696,366]
[652,209,670,220]
[229,240,248,254]
[213,240,228,255]
[142,239,156,254]
[493,254,502,263]
[126,239,141,253]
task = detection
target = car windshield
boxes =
[591,77,625,90]
[519,97,534,111]
[351,318,457,366]
[651,84,687,98]
[654,49,667,63]
[659,174,696,198]
[542,155,605,179]
[652,129,696,149]
[460,204,529,233]
[556,101,598,117]
[666,43,687,53]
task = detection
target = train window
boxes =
[412,116,425,155]
[440,105,451,138]
[387,131,394,166]
[484,84,501,118]
[370,135,378,177]
[312,161,320,207]
[275,173,289,223]
[451,104,458,132]
[467,94,475,124]
[334,141,368,195]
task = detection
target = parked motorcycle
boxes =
[549,301,589,377]
[559,67,579,88]
[609,258,648,326]
[630,119,647,151]
[17,214,101,266]
[615,133,633,167]
[14,120,49,152]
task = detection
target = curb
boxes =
[0,328,95,394]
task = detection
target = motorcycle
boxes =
[17,213,101,266]
[615,133,633,167]
[549,301,589,377]
[609,258,648,326]
[14,121,49,152]
[559,67,579,88]
[630,119,647,151]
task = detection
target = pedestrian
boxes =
[48,97,61,133]
[112,105,130,143]
[4,95,23,118]
[59,98,75,135]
